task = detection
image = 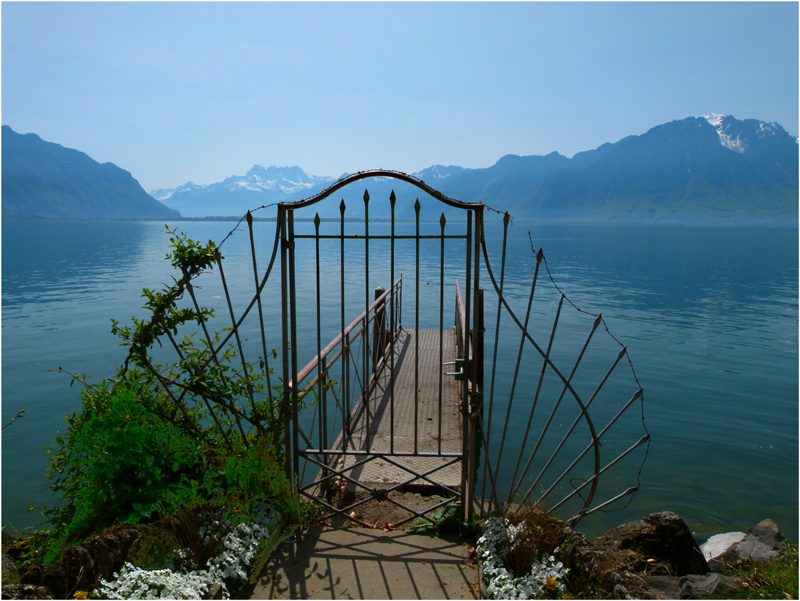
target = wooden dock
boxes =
[338,327,464,490]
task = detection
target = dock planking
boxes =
[336,327,463,490]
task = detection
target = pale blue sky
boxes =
[3,2,798,191]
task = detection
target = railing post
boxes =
[465,287,484,521]
[278,207,293,487]
[372,286,386,373]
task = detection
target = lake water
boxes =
[2,217,797,542]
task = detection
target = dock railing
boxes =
[289,277,403,489]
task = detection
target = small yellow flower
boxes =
[561,594,575,600]
[73,591,88,600]
[545,577,558,590]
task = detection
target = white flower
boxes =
[98,503,281,599]
[477,517,569,600]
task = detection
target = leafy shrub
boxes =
[37,228,294,551]
[57,388,204,538]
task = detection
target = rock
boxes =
[18,563,67,600]
[643,573,742,599]
[700,531,746,561]
[595,511,709,576]
[61,546,97,591]
[701,573,742,597]
[1,583,54,599]
[643,574,681,598]
[714,519,786,568]
[701,531,747,570]
[83,526,143,580]
[2,553,17,583]
[749,518,785,549]
[557,527,657,599]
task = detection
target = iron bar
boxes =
[530,389,645,510]
[390,191,396,455]
[460,212,472,511]
[511,314,602,504]
[519,346,628,506]
[575,487,639,520]
[543,430,649,514]
[211,218,281,357]
[491,251,542,505]
[506,294,565,506]
[548,434,649,515]
[294,234,467,241]
[279,207,292,481]
[364,189,371,454]
[414,198,420,455]
[479,239,600,436]
[315,214,325,455]
[246,211,274,404]
[200,257,251,443]
[481,212,510,513]
[340,200,350,451]
[289,210,301,485]
[162,328,237,454]
[289,279,400,387]
[438,213,446,456]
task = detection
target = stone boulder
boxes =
[557,526,658,599]
[700,531,746,564]
[1,584,54,599]
[17,525,144,599]
[703,519,786,571]
[644,573,742,599]
[595,511,709,576]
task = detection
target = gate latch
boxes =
[444,358,464,381]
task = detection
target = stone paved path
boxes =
[246,526,480,600]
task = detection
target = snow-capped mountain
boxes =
[149,181,206,201]
[413,165,466,181]
[149,114,797,224]
[701,113,793,154]
[152,165,335,217]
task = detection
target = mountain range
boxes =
[2,115,797,224]
[2,125,179,219]
[153,114,798,225]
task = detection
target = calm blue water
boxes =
[2,217,797,542]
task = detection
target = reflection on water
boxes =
[2,217,797,542]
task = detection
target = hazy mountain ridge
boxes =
[3,115,795,224]
[153,114,797,224]
[2,125,180,219]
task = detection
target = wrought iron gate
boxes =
[276,171,486,526]
[123,169,649,530]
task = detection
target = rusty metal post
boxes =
[465,287,484,521]
[372,286,386,372]
[279,206,293,485]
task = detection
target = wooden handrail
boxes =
[454,279,471,361]
[289,276,402,389]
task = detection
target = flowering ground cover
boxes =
[95,502,282,599]
[477,515,569,600]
